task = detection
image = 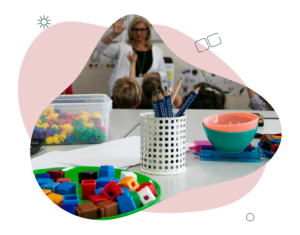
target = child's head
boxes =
[142,77,163,101]
[182,82,225,109]
[113,77,142,109]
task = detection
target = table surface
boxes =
[31,109,281,202]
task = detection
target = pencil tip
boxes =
[164,86,167,91]
[152,91,156,96]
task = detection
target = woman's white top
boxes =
[96,41,167,96]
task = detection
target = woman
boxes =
[96,16,167,96]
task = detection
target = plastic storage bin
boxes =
[33,94,112,145]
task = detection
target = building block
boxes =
[261,139,274,151]
[41,182,60,192]
[63,194,80,206]
[117,176,139,191]
[81,180,96,200]
[47,169,65,182]
[60,204,76,215]
[42,189,52,195]
[270,144,279,153]
[89,194,107,205]
[258,119,264,127]
[56,182,76,195]
[75,202,98,219]
[37,178,53,186]
[137,186,156,206]
[35,173,51,179]
[116,195,137,214]
[47,193,63,206]
[120,171,137,180]
[96,177,112,188]
[95,187,104,195]
[136,183,157,197]
[96,200,118,218]
[113,178,121,183]
[129,191,141,209]
[99,165,115,178]
[101,181,122,200]
[78,170,97,184]
[56,178,71,183]
[120,187,131,195]
[260,134,272,143]
[271,136,281,139]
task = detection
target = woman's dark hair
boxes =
[142,77,164,101]
[182,82,226,109]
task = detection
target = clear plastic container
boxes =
[33,94,112,145]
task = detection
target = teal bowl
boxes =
[203,123,258,154]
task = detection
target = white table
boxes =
[32,109,281,202]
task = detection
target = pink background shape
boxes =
[19,22,262,213]
[145,165,265,213]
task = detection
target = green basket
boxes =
[33,166,161,220]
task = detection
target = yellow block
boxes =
[42,189,51,195]
[47,193,63,206]
[117,176,139,191]
[272,136,281,139]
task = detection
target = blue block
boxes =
[40,182,60,192]
[54,106,60,113]
[66,136,74,144]
[60,204,75,214]
[116,195,137,214]
[89,137,96,143]
[37,178,53,186]
[99,165,115,178]
[113,178,121,183]
[59,114,66,119]
[56,182,76,195]
[120,187,131,195]
[63,194,80,206]
[36,173,51,179]
[96,177,112,188]
[95,187,104,195]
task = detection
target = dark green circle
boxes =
[245,212,255,222]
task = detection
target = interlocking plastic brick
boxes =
[101,181,122,200]
[270,144,279,153]
[60,204,76,215]
[42,189,51,195]
[47,169,65,182]
[47,193,63,206]
[41,182,60,192]
[120,171,137,180]
[117,176,139,191]
[116,195,137,214]
[96,177,112,188]
[95,187,104,195]
[89,194,107,205]
[120,187,131,195]
[75,202,98,219]
[136,183,157,197]
[96,200,118,218]
[78,171,97,184]
[81,180,96,200]
[99,165,115,179]
[56,182,76,195]
[262,139,273,151]
[56,178,71,183]
[137,186,156,206]
[35,173,50,179]
[129,191,141,209]
[63,194,80,206]
[260,134,272,143]
[37,178,53,186]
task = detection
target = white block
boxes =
[120,171,137,180]
[137,186,156,206]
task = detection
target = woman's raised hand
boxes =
[112,18,126,36]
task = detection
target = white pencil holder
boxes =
[139,112,187,175]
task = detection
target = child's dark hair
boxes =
[182,82,226,109]
[142,77,164,100]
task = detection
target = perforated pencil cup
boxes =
[139,112,187,175]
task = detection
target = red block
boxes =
[59,119,66,125]
[89,194,107,205]
[136,183,157,196]
[47,120,54,126]
[82,180,97,200]
[47,169,64,182]
[56,178,71,183]
[101,181,122,200]
[270,144,279,153]
[65,119,72,124]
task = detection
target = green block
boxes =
[129,191,141,209]
[52,127,59,132]
[40,118,47,123]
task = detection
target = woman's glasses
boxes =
[132,28,148,32]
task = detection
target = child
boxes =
[181,82,226,109]
[247,88,274,110]
[112,77,142,109]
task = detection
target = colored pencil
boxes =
[152,91,161,117]
[157,90,167,118]
[175,87,200,117]
[164,86,173,117]
[171,78,182,104]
